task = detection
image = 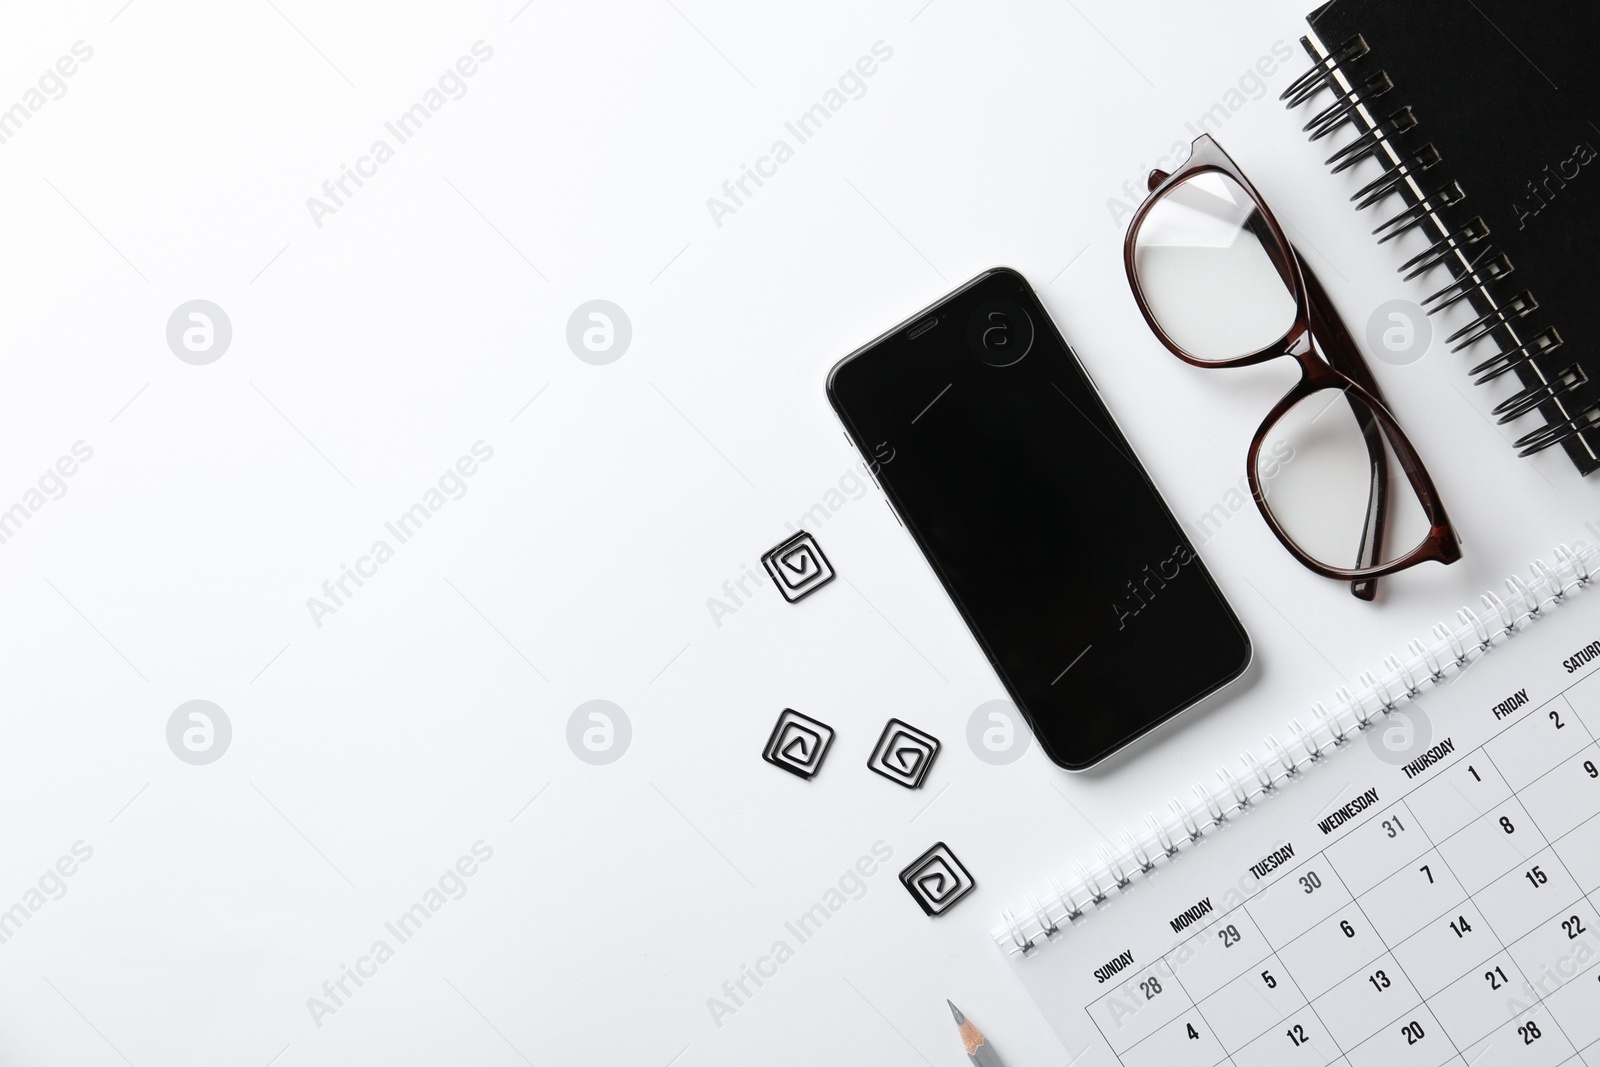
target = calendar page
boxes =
[1006,591,1600,1067]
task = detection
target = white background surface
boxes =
[0,1,1593,1064]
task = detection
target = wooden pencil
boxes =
[948,1000,1008,1067]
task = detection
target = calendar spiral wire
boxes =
[995,544,1597,957]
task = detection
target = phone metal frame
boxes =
[827,267,1253,770]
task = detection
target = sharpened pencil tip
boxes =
[948,999,965,1025]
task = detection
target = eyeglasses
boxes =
[1123,134,1460,600]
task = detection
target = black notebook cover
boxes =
[1296,0,1600,474]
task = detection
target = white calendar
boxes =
[998,552,1600,1067]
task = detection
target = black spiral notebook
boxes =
[1285,0,1600,474]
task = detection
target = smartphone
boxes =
[827,267,1250,769]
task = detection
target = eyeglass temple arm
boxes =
[1146,167,1389,600]
[1243,204,1387,600]
[1235,191,1388,601]
[1299,254,1391,602]
[1234,197,1389,599]
[1299,255,1392,405]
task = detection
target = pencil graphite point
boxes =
[949,1000,987,1058]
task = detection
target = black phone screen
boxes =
[827,268,1250,769]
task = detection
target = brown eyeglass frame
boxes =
[1123,135,1461,600]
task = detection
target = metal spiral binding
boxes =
[1399,216,1488,280]
[1304,71,1393,141]
[1279,34,1370,108]
[1279,33,1598,467]
[1373,181,1464,243]
[1471,329,1563,385]
[1353,144,1440,209]
[1514,405,1600,457]
[1326,107,1416,172]
[992,546,1596,956]
[1494,365,1588,423]
[1423,250,1512,314]
[1446,292,1538,350]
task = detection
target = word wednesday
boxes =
[1317,787,1380,835]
